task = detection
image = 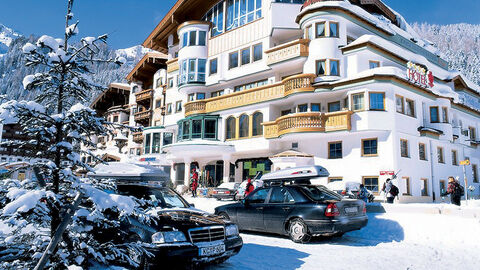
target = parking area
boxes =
[186,196,480,270]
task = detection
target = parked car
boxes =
[214,166,368,243]
[115,182,243,269]
[326,181,375,203]
[234,179,263,201]
[212,182,240,200]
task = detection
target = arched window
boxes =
[226,117,236,139]
[239,114,249,138]
[252,112,263,136]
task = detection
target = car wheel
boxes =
[288,218,311,243]
[218,212,230,220]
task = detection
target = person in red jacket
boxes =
[191,168,198,197]
[244,178,255,197]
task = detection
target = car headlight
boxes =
[225,224,239,237]
[151,231,187,244]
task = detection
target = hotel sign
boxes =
[407,62,434,88]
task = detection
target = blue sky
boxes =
[0,0,478,49]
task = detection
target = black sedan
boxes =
[211,182,240,200]
[214,184,368,243]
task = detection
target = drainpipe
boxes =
[429,139,436,202]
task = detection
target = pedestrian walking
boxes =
[244,178,254,197]
[382,178,399,204]
[443,176,464,206]
[191,168,198,197]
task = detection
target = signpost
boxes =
[460,159,470,203]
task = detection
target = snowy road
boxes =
[186,197,480,270]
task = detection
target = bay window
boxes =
[178,116,219,141]
[179,58,206,85]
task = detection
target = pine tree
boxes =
[0,1,156,268]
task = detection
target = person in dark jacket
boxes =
[244,178,254,197]
[444,176,462,206]
[382,178,395,204]
[359,184,369,203]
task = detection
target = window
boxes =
[211,90,224,97]
[210,58,218,75]
[311,103,320,112]
[226,117,236,139]
[402,177,411,195]
[396,95,405,114]
[247,188,269,203]
[305,25,313,39]
[205,1,224,37]
[239,114,249,138]
[328,177,343,183]
[175,101,182,113]
[229,51,239,69]
[189,31,196,46]
[362,138,378,156]
[192,119,202,138]
[163,132,173,146]
[156,77,162,88]
[363,177,379,193]
[298,104,308,113]
[329,22,339,37]
[473,164,478,183]
[316,22,325,37]
[241,47,250,65]
[113,115,119,123]
[452,150,458,166]
[155,99,162,109]
[405,99,415,117]
[430,107,439,123]
[179,58,206,85]
[234,79,268,92]
[441,107,449,123]
[369,92,385,111]
[281,110,291,116]
[144,134,151,154]
[437,147,444,163]
[188,94,195,102]
[439,180,446,194]
[343,97,349,110]
[182,32,188,48]
[196,93,206,100]
[168,78,174,88]
[352,93,364,111]
[469,126,476,141]
[204,119,217,139]
[400,139,409,158]
[328,142,342,159]
[269,187,295,204]
[328,101,341,112]
[152,133,161,154]
[252,112,263,136]
[419,143,427,161]
[369,61,380,69]
[253,44,263,62]
[316,59,326,76]
[329,60,340,76]
[166,103,172,114]
[421,179,429,196]
[198,31,206,46]
[182,121,190,140]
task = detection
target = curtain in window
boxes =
[239,114,249,137]
[226,117,236,139]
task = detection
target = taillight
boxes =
[225,191,230,194]
[213,191,218,194]
[325,203,340,217]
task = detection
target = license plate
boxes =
[199,244,226,256]
[217,191,225,194]
[344,207,358,214]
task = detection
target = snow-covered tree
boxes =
[0,1,155,269]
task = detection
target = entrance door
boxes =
[237,188,270,231]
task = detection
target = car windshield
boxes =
[117,185,189,209]
[300,186,343,201]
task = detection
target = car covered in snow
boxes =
[214,166,368,243]
[211,182,240,200]
[117,182,243,268]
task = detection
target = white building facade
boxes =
[121,0,480,202]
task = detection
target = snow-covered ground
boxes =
[185,196,480,270]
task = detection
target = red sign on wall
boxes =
[380,171,395,176]
[407,62,434,88]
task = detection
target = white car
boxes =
[234,179,263,200]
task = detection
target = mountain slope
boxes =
[0,23,21,56]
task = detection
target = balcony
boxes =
[133,132,143,144]
[184,73,316,117]
[263,111,353,139]
[134,110,152,124]
[265,39,309,66]
[135,89,153,105]
[166,58,179,73]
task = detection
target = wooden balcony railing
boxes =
[133,132,143,144]
[263,111,352,139]
[184,73,316,117]
[134,110,151,122]
[166,58,179,73]
[265,39,309,66]
[135,89,153,104]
